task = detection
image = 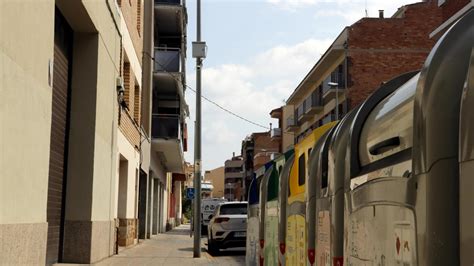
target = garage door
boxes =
[46,10,72,265]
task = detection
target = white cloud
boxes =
[267,0,318,10]
[185,38,332,170]
[270,0,418,21]
[313,0,417,23]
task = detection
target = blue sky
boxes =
[183,0,417,171]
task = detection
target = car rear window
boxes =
[219,204,247,215]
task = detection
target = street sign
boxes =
[186,188,195,200]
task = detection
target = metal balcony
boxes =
[271,128,282,140]
[297,102,312,123]
[323,72,345,100]
[151,114,181,139]
[154,0,185,36]
[322,113,337,125]
[154,48,182,73]
[151,114,185,173]
[286,115,298,132]
[305,90,323,115]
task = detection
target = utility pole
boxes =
[192,0,206,258]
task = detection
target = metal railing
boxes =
[271,128,282,138]
[151,114,181,139]
[296,103,305,120]
[286,115,297,128]
[154,47,182,72]
[322,113,337,125]
[304,90,323,113]
[322,72,345,95]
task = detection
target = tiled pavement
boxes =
[94,224,245,266]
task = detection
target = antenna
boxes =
[365,0,368,17]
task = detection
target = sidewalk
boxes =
[95,224,244,266]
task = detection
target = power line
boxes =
[149,52,275,131]
[184,85,270,130]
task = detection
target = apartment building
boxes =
[241,132,280,200]
[114,0,148,248]
[0,0,188,264]
[286,1,444,143]
[224,155,244,201]
[270,107,294,153]
[204,166,225,198]
[151,0,188,229]
[0,1,122,264]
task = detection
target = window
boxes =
[298,154,305,186]
[220,204,247,215]
[134,85,141,123]
[137,0,142,34]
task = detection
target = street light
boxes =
[328,82,339,120]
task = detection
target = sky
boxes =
[183,0,417,171]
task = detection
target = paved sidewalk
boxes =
[94,224,244,266]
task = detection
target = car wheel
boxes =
[207,232,219,255]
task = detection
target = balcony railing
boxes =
[305,90,323,115]
[322,72,345,95]
[271,128,282,138]
[286,115,297,131]
[296,103,305,121]
[154,48,182,73]
[155,0,182,5]
[322,113,337,125]
[151,114,181,139]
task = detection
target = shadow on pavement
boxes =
[177,247,208,252]
[210,249,246,257]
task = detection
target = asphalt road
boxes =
[202,230,246,265]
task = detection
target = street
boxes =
[96,224,245,266]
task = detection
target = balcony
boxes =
[286,115,298,132]
[322,72,345,101]
[305,90,323,115]
[271,128,282,141]
[321,113,337,125]
[151,114,185,173]
[154,48,182,73]
[297,102,312,123]
[154,0,185,36]
[153,48,184,98]
[152,114,180,139]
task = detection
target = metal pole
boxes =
[193,0,202,258]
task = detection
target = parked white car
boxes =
[207,201,248,254]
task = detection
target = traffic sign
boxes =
[186,188,195,200]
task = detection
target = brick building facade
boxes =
[286,1,446,143]
[241,132,281,200]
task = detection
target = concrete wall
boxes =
[282,105,295,152]
[116,131,140,219]
[57,0,121,263]
[0,0,54,263]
